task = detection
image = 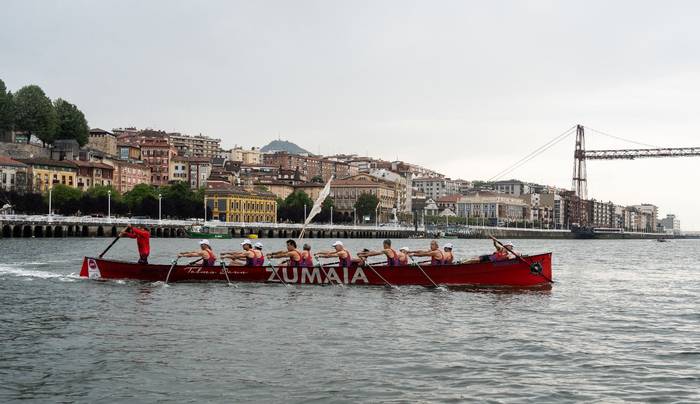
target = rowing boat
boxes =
[79,252,553,288]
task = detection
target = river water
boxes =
[0,238,698,403]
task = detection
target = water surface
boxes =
[1,238,698,402]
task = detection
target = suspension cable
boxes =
[488,125,576,181]
[584,126,658,148]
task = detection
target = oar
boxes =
[265,260,289,287]
[489,236,554,283]
[409,256,440,289]
[220,260,233,286]
[314,257,341,287]
[98,236,120,258]
[364,261,398,290]
[164,257,179,284]
[188,258,204,265]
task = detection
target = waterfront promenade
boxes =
[0,214,420,239]
[1,214,683,239]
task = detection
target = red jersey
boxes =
[125,227,150,256]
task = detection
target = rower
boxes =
[443,243,455,264]
[358,239,400,266]
[397,247,410,265]
[267,239,303,267]
[315,241,353,268]
[300,243,314,268]
[472,240,514,263]
[119,224,151,264]
[178,239,217,266]
[221,239,260,266]
[254,241,266,262]
[408,240,445,265]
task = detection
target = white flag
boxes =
[298,176,333,240]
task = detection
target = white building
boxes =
[413,177,461,201]
[231,146,263,165]
[368,168,411,212]
[493,180,533,196]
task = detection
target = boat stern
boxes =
[79,257,103,279]
[80,257,89,277]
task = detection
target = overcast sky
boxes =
[2,0,700,228]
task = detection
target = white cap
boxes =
[199,239,210,246]
[399,246,409,252]
[254,242,264,248]
[503,241,514,247]
[444,243,454,249]
[332,240,344,247]
[240,239,252,246]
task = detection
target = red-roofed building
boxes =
[114,161,150,193]
[73,160,114,190]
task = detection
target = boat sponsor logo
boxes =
[87,259,101,279]
[266,267,369,284]
[182,266,220,275]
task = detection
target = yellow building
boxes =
[206,185,277,223]
[18,158,78,192]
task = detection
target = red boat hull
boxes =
[80,253,553,288]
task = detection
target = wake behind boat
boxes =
[79,252,553,288]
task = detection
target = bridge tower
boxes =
[572,124,587,199]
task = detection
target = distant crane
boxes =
[571,124,700,226]
[572,124,700,200]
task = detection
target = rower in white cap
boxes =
[398,247,410,265]
[315,240,353,268]
[221,239,263,266]
[442,243,455,264]
[178,239,217,266]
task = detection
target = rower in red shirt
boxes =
[120,224,151,264]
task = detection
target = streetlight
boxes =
[48,187,52,217]
[107,190,111,219]
[375,202,380,227]
[158,193,162,221]
[330,205,333,226]
[303,204,307,223]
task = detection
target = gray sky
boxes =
[3,0,700,228]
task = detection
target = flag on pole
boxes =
[298,176,333,241]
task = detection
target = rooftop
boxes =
[0,156,27,167]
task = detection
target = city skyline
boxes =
[2,1,700,227]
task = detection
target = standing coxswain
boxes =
[119,224,151,264]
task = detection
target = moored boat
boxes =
[79,252,553,288]
[186,225,232,239]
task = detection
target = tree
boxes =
[13,85,57,146]
[354,193,380,223]
[278,190,313,223]
[45,184,82,214]
[86,184,121,200]
[316,197,335,223]
[54,98,89,146]
[0,79,14,139]
[124,184,158,210]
